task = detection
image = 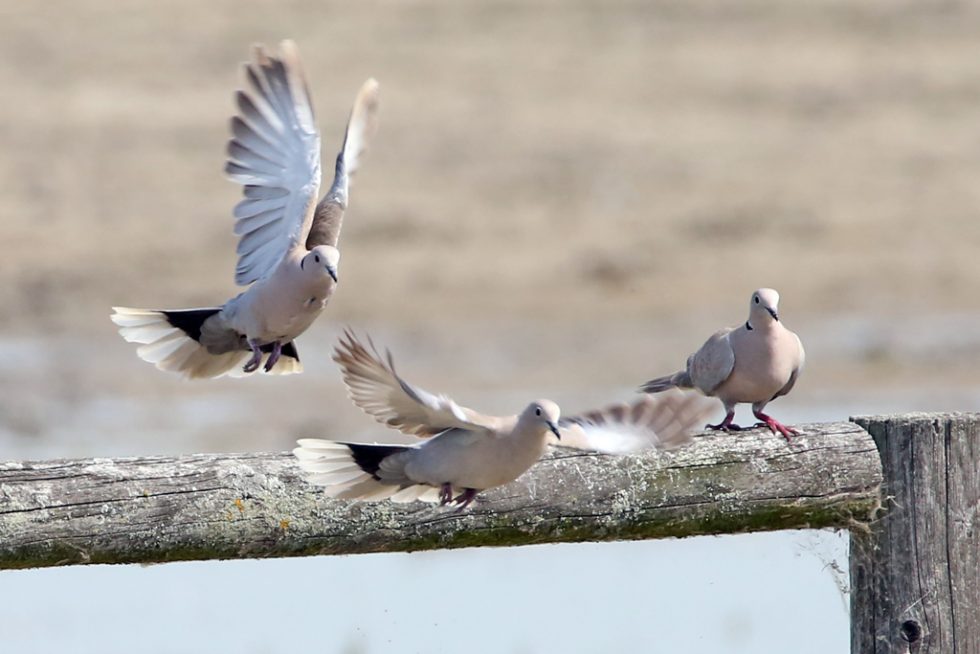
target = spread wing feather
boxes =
[333,330,497,437]
[306,78,380,249]
[555,390,713,454]
[224,40,321,286]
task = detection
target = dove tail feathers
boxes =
[638,371,691,394]
[293,439,440,503]
[110,307,301,379]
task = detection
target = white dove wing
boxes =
[334,331,498,437]
[225,40,321,286]
[554,391,713,454]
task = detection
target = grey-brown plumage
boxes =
[640,288,805,440]
[305,80,379,251]
[294,331,713,508]
[556,390,711,454]
[111,41,379,379]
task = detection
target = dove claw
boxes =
[242,339,263,373]
[438,482,454,506]
[753,410,799,441]
[263,341,283,372]
[452,488,478,511]
[706,411,743,432]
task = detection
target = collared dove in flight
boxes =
[294,331,711,509]
[639,288,805,440]
[111,41,379,379]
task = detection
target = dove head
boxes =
[520,400,562,440]
[749,288,781,325]
[301,245,340,283]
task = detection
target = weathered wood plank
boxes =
[0,422,881,570]
[850,413,980,654]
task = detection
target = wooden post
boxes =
[0,421,880,569]
[850,413,979,653]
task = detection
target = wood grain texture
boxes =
[850,413,980,654]
[0,422,881,570]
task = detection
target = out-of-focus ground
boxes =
[2,2,975,653]
[2,0,980,457]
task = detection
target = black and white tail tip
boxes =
[110,307,301,380]
[293,439,441,503]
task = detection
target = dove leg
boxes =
[752,408,800,441]
[706,409,744,432]
[452,488,479,511]
[242,339,263,373]
[438,482,454,506]
[263,341,282,372]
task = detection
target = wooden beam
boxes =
[0,421,881,570]
[850,413,979,654]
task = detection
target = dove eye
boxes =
[314,255,321,263]
[754,296,760,304]
[535,407,542,417]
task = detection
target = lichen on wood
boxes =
[850,413,980,653]
[0,421,882,570]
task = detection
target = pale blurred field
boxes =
[4,4,979,653]
[1,0,979,458]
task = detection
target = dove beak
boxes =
[767,308,779,321]
[327,266,338,283]
[547,420,561,440]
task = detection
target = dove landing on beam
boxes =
[112,41,379,379]
[640,288,805,440]
[294,331,712,509]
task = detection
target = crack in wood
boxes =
[0,422,885,569]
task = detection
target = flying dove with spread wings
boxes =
[112,41,378,379]
[294,331,711,509]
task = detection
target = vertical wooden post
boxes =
[850,413,979,653]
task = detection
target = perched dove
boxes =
[640,288,805,440]
[111,41,379,379]
[293,331,711,509]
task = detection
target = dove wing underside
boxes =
[225,41,322,286]
[334,331,497,437]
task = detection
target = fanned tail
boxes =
[293,439,440,503]
[110,306,301,379]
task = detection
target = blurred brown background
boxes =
[2,0,979,459]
